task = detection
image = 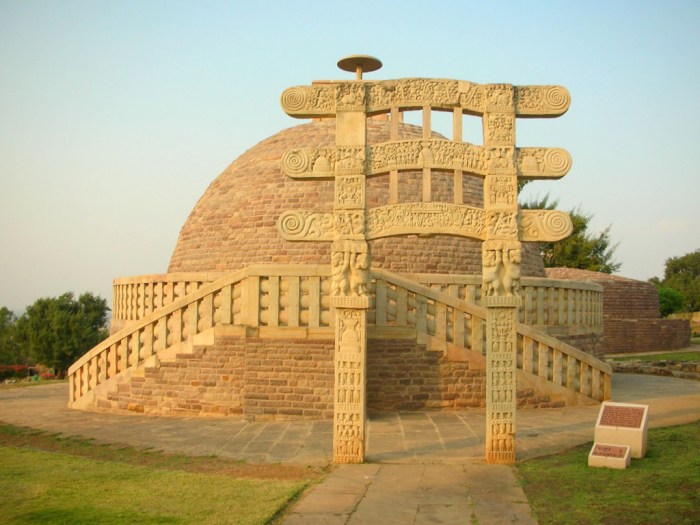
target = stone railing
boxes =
[112,272,226,322]
[69,269,247,406]
[73,265,609,406]
[70,266,333,405]
[113,270,603,332]
[373,269,612,402]
[409,274,603,329]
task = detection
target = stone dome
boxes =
[168,119,546,276]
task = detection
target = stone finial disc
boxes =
[337,55,382,74]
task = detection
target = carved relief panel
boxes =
[482,240,522,297]
[332,244,370,294]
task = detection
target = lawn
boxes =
[0,423,325,525]
[516,422,700,525]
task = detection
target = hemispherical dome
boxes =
[168,119,545,276]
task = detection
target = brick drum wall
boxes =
[168,119,546,278]
[243,338,334,421]
[546,268,691,354]
[604,319,691,354]
[551,332,604,360]
[101,335,558,418]
[102,337,246,416]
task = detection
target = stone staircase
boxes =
[68,266,611,414]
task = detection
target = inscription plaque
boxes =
[594,402,649,459]
[588,442,631,469]
[599,405,645,429]
[592,444,627,458]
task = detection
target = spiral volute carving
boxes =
[282,150,311,176]
[544,86,570,113]
[280,87,307,113]
[543,148,572,176]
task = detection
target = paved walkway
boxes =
[1,373,699,524]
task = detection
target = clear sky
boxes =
[1,0,698,313]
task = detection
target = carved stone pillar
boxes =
[482,84,520,464]
[483,296,519,463]
[331,82,368,463]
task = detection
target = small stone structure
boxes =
[546,268,690,353]
[67,59,614,467]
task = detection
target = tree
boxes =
[520,194,621,273]
[0,307,25,365]
[656,286,686,317]
[15,293,109,377]
[659,250,700,312]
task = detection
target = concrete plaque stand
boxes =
[594,401,649,459]
[588,443,632,469]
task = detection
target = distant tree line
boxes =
[0,293,109,378]
[520,194,621,274]
[649,250,700,317]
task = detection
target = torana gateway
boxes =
[69,58,613,464]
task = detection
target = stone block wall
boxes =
[367,339,484,411]
[103,338,246,416]
[549,331,604,360]
[604,319,691,354]
[546,268,691,354]
[100,334,559,419]
[243,338,334,420]
[167,120,546,278]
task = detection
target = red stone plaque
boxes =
[592,444,627,458]
[599,404,645,428]
[594,402,649,459]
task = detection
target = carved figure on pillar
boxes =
[332,240,370,299]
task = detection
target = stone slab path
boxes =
[1,374,698,524]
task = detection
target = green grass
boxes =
[610,351,700,363]
[0,423,323,525]
[516,422,700,525]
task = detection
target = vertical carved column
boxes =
[331,82,369,463]
[482,84,521,464]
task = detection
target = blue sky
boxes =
[1,0,698,312]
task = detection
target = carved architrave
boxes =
[277,210,370,242]
[485,84,515,112]
[277,210,334,241]
[517,147,572,179]
[366,78,460,111]
[367,203,486,240]
[369,139,487,176]
[280,84,336,117]
[336,82,367,111]
[520,210,573,242]
[282,148,336,179]
[281,80,570,118]
[284,143,571,180]
[515,85,571,117]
